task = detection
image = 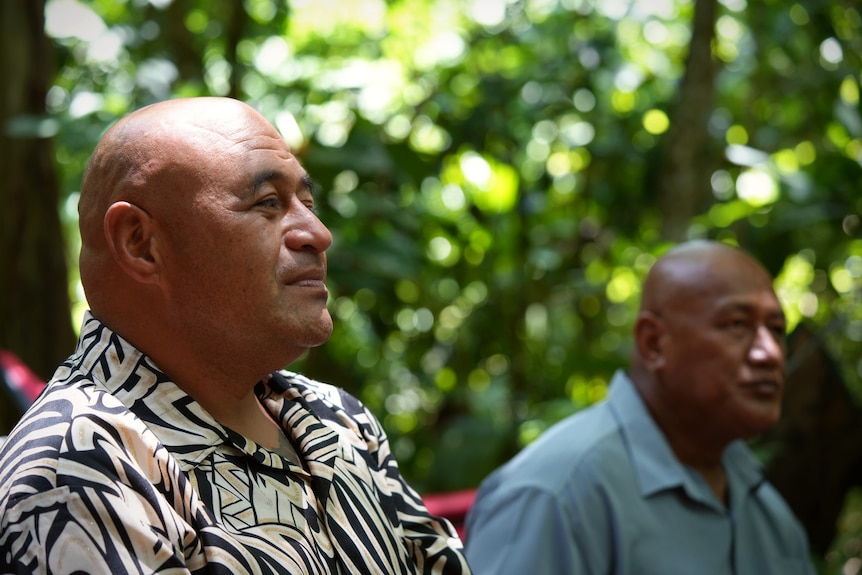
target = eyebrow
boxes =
[721,301,786,321]
[249,170,317,197]
[302,173,317,195]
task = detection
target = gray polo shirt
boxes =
[465,370,816,575]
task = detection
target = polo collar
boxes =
[607,370,766,511]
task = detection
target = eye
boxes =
[720,316,754,337]
[295,190,319,215]
[255,195,282,209]
[304,201,320,216]
[769,322,787,337]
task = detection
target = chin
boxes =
[303,315,334,347]
[744,412,782,437]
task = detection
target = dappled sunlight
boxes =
[439,150,519,213]
[642,108,670,135]
[289,0,387,37]
[776,253,818,331]
[736,167,779,207]
[19,0,861,560]
[45,0,106,42]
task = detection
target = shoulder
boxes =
[492,400,625,493]
[468,399,632,547]
[0,370,160,510]
[737,478,816,569]
[277,371,369,418]
[750,478,809,534]
[466,406,625,574]
[725,442,802,524]
[275,371,386,446]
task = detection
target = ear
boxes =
[634,311,666,372]
[103,201,161,284]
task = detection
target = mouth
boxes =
[744,378,781,398]
[290,277,326,288]
[286,268,328,289]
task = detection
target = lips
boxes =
[286,268,327,287]
[744,378,781,397]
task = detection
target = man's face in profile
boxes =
[655,254,787,441]
[150,101,334,371]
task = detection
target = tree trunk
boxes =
[165,0,204,87]
[760,323,862,556]
[225,0,246,99]
[657,0,720,241]
[0,0,75,387]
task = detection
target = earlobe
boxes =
[104,201,160,284]
[634,312,665,371]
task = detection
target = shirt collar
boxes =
[607,370,765,508]
[74,313,345,480]
[74,312,252,469]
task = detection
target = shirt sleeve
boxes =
[0,411,208,574]
[0,484,203,574]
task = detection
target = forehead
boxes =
[656,246,776,301]
[711,289,785,317]
[125,117,310,222]
[175,114,306,187]
[181,111,291,157]
[676,263,782,317]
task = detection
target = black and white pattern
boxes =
[0,314,469,574]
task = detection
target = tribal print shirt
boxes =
[0,314,470,574]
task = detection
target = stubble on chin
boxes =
[304,308,334,348]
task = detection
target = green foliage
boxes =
[41,0,861,567]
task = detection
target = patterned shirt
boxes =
[0,314,470,574]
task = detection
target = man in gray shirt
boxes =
[465,240,816,574]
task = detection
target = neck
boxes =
[637,382,730,504]
[661,426,727,496]
[680,451,728,505]
[202,387,265,428]
[210,391,302,466]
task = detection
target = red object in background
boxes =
[0,350,47,412]
[422,488,478,542]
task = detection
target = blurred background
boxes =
[1,0,861,570]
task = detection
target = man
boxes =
[465,241,816,574]
[0,97,470,574]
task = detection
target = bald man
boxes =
[0,97,470,574]
[465,241,816,574]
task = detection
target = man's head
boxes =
[631,240,787,447]
[78,97,333,381]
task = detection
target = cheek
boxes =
[166,217,280,289]
[663,339,733,382]
[165,237,243,295]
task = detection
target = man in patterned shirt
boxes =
[0,97,471,574]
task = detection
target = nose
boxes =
[748,325,785,366]
[284,200,333,253]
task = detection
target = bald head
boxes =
[639,240,776,319]
[78,97,274,310]
[79,97,268,247]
